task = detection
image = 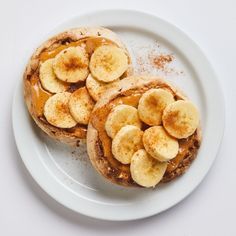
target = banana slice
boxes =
[44,92,77,128]
[39,59,68,93]
[105,104,142,139]
[89,45,128,82]
[53,46,89,83]
[138,88,175,126]
[68,87,95,125]
[143,126,179,162]
[86,74,120,101]
[162,100,199,139]
[112,125,143,164]
[130,149,167,187]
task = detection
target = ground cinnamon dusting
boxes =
[56,102,69,114]
[136,57,147,73]
[64,57,87,70]
[132,40,184,76]
[152,54,174,70]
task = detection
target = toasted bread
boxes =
[87,76,201,187]
[23,27,132,145]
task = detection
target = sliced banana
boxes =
[138,88,175,126]
[44,92,77,128]
[86,74,120,101]
[105,104,142,139]
[39,59,67,93]
[89,45,128,82]
[68,87,95,125]
[130,149,167,187]
[143,126,179,162]
[53,46,89,83]
[162,100,199,139]
[112,125,143,164]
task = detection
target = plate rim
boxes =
[12,9,225,221]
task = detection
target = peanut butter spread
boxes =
[90,83,200,185]
[27,37,117,139]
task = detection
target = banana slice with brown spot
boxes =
[69,87,95,125]
[44,92,77,128]
[112,125,143,164]
[130,149,167,187]
[39,59,68,93]
[143,126,179,162]
[162,100,199,139]
[138,88,175,126]
[105,104,142,139]
[89,45,128,82]
[86,74,120,101]
[53,46,89,83]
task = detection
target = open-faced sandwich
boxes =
[23,27,201,188]
[87,76,201,187]
[24,27,132,145]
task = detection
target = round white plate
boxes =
[12,10,224,221]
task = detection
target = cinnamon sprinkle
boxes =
[132,40,184,76]
[152,54,174,70]
[136,56,147,73]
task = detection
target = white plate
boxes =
[12,10,225,221]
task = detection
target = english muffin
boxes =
[87,76,201,187]
[24,27,132,145]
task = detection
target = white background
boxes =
[1,0,235,235]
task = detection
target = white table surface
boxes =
[1,0,235,235]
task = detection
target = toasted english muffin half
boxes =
[87,76,201,187]
[24,27,132,145]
